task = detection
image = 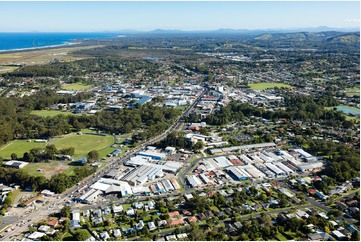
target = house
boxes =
[113,205,123,213]
[126,208,135,216]
[182,210,191,216]
[93,217,103,225]
[332,230,346,240]
[38,225,51,233]
[113,229,121,238]
[234,221,243,230]
[157,220,167,227]
[28,232,46,240]
[148,221,156,230]
[147,201,155,210]
[176,233,188,239]
[136,220,145,230]
[168,218,185,227]
[168,211,180,218]
[165,235,177,241]
[187,216,198,223]
[99,231,110,240]
[47,219,59,228]
[133,202,144,209]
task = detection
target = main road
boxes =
[0,87,207,241]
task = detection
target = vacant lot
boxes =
[61,82,92,91]
[249,82,293,90]
[22,161,71,178]
[0,140,47,159]
[53,133,114,157]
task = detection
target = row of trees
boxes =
[0,100,181,146]
[0,166,95,194]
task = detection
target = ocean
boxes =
[0,32,119,52]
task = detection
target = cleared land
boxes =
[61,82,92,91]
[0,45,99,67]
[22,161,71,178]
[248,82,292,90]
[31,110,76,117]
[53,133,114,157]
[0,140,47,159]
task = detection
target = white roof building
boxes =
[91,178,133,196]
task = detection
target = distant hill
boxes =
[253,32,360,44]
[325,33,360,44]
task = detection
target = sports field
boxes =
[31,110,76,117]
[53,133,114,157]
[248,82,292,90]
[61,82,92,91]
[0,140,47,159]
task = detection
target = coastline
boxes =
[0,41,81,54]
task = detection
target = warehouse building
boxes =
[214,156,233,168]
[121,164,163,186]
[170,178,181,190]
[187,175,202,188]
[244,166,266,179]
[161,180,174,192]
[226,166,249,181]
[264,163,286,176]
[273,162,294,175]
[199,173,211,184]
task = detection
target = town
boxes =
[0,30,359,241]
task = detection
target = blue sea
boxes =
[0,32,120,52]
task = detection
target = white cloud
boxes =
[345,18,360,23]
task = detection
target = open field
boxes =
[0,66,19,74]
[53,133,114,157]
[31,110,77,117]
[22,161,71,178]
[0,140,47,159]
[345,92,359,97]
[248,82,293,90]
[0,45,99,67]
[61,82,92,91]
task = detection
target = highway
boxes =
[0,87,206,241]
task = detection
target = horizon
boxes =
[0,1,359,32]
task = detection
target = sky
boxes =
[0,1,359,32]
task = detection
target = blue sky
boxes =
[0,1,359,32]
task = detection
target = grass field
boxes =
[53,133,114,157]
[248,82,293,90]
[345,92,360,97]
[0,140,47,159]
[61,82,92,91]
[22,161,70,178]
[31,110,76,117]
[0,45,100,66]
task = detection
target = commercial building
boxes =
[121,164,164,186]
[91,178,133,197]
[138,151,166,160]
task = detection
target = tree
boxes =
[73,230,90,241]
[193,141,205,152]
[60,206,71,218]
[87,150,99,161]
[10,153,18,160]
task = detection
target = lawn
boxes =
[275,233,288,241]
[248,82,292,90]
[61,82,92,91]
[53,133,114,157]
[0,140,47,159]
[22,161,71,178]
[31,110,77,117]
